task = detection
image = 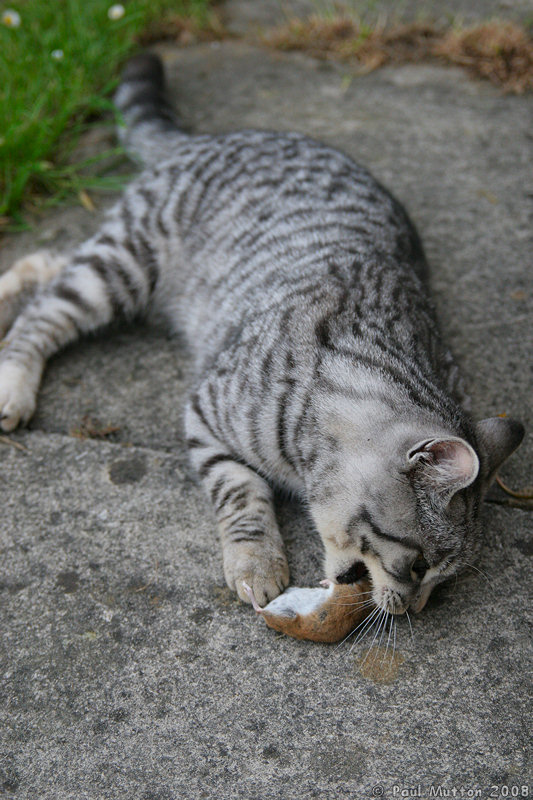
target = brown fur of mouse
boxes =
[244,579,373,643]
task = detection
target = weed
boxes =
[264,16,533,93]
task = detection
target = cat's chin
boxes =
[410,580,438,613]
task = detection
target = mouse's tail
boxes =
[114,52,186,165]
[242,582,265,613]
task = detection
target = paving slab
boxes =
[1,27,532,800]
[223,0,533,34]
[1,433,531,798]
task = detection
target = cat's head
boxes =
[308,409,524,615]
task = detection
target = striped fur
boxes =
[0,54,523,611]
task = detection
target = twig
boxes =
[0,434,28,452]
[495,474,533,500]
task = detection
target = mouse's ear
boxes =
[407,436,479,501]
[475,417,524,484]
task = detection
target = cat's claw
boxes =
[224,543,289,607]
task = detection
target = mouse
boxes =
[242,578,374,642]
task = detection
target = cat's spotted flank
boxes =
[0,54,523,613]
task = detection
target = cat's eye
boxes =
[411,555,429,579]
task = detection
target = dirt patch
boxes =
[357,646,405,683]
[70,414,121,441]
[264,18,533,93]
[437,22,533,93]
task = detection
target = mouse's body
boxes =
[243,579,373,642]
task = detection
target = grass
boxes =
[0,0,216,227]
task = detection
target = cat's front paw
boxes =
[0,360,38,431]
[0,251,66,302]
[223,542,289,607]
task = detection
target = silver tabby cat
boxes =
[0,54,523,614]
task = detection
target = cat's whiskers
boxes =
[391,616,399,667]
[405,608,414,641]
[463,561,491,585]
[376,608,389,652]
[365,608,387,650]
[347,605,383,652]
[360,609,389,666]
[331,600,375,607]
[355,606,386,646]
[330,597,376,608]
[331,601,389,653]
[330,589,374,606]
[381,614,394,666]
[330,611,362,651]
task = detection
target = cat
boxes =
[0,53,523,615]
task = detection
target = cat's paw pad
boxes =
[0,361,37,432]
[223,542,289,607]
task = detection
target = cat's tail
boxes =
[114,53,184,165]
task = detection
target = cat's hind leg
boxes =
[185,394,290,606]
[0,222,157,432]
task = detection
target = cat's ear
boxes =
[407,436,479,499]
[475,417,524,483]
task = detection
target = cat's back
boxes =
[131,128,427,339]
[134,128,422,267]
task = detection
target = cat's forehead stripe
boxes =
[357,507,419,551]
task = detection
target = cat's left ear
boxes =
[407,436,479,500]
[475,417,524,484]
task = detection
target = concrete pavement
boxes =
[1,3,531,798]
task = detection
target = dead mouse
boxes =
[242,578,373,643]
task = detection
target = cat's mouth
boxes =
[336,560,370,585]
